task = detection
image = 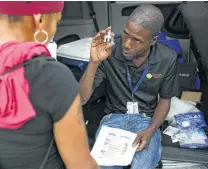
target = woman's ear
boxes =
[33,14,42,29]
[151,36,158,46]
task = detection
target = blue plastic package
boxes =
[174,112,208,130]
[179,128,208,148]
[180,140,208,148]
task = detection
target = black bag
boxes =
[178,62,198,91]
[180,2,208,83]
[179,2,208,124]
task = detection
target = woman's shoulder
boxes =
[25,55,80,122]
[24,55,79,87]
[24,55,72,78]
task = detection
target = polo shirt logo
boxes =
[146,73,153,79]
[152,73,163,78]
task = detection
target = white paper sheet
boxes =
[91,126,138,166]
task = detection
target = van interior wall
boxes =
[61,1,108,29]
[55,1,108,42]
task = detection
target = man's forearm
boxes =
[80,61,99,105]
[148,98,171,132]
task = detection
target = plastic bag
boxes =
[179,128,208,148]
[174,112,208,130]
[163,112,208,148]
[165,97,200,122]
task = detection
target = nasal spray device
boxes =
[104,30,114,44]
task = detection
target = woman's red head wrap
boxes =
[0,1,64,15]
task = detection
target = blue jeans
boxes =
[95,113,162,169]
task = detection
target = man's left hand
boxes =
[133,129,154,152]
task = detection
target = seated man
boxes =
[80,4,179,169]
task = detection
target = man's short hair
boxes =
[128,4,164,38]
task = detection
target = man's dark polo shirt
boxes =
[93,38,179,115]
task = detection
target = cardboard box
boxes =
[181,91,202,103]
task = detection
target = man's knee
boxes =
[131,130,162,169]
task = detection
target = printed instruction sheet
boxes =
[91,126,138,166]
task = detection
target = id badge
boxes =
[127,102,139,114]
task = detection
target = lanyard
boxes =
[125,63,148,99]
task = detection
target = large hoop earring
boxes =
[34,29,48,44]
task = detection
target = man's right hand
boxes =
[90,27,114,65]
